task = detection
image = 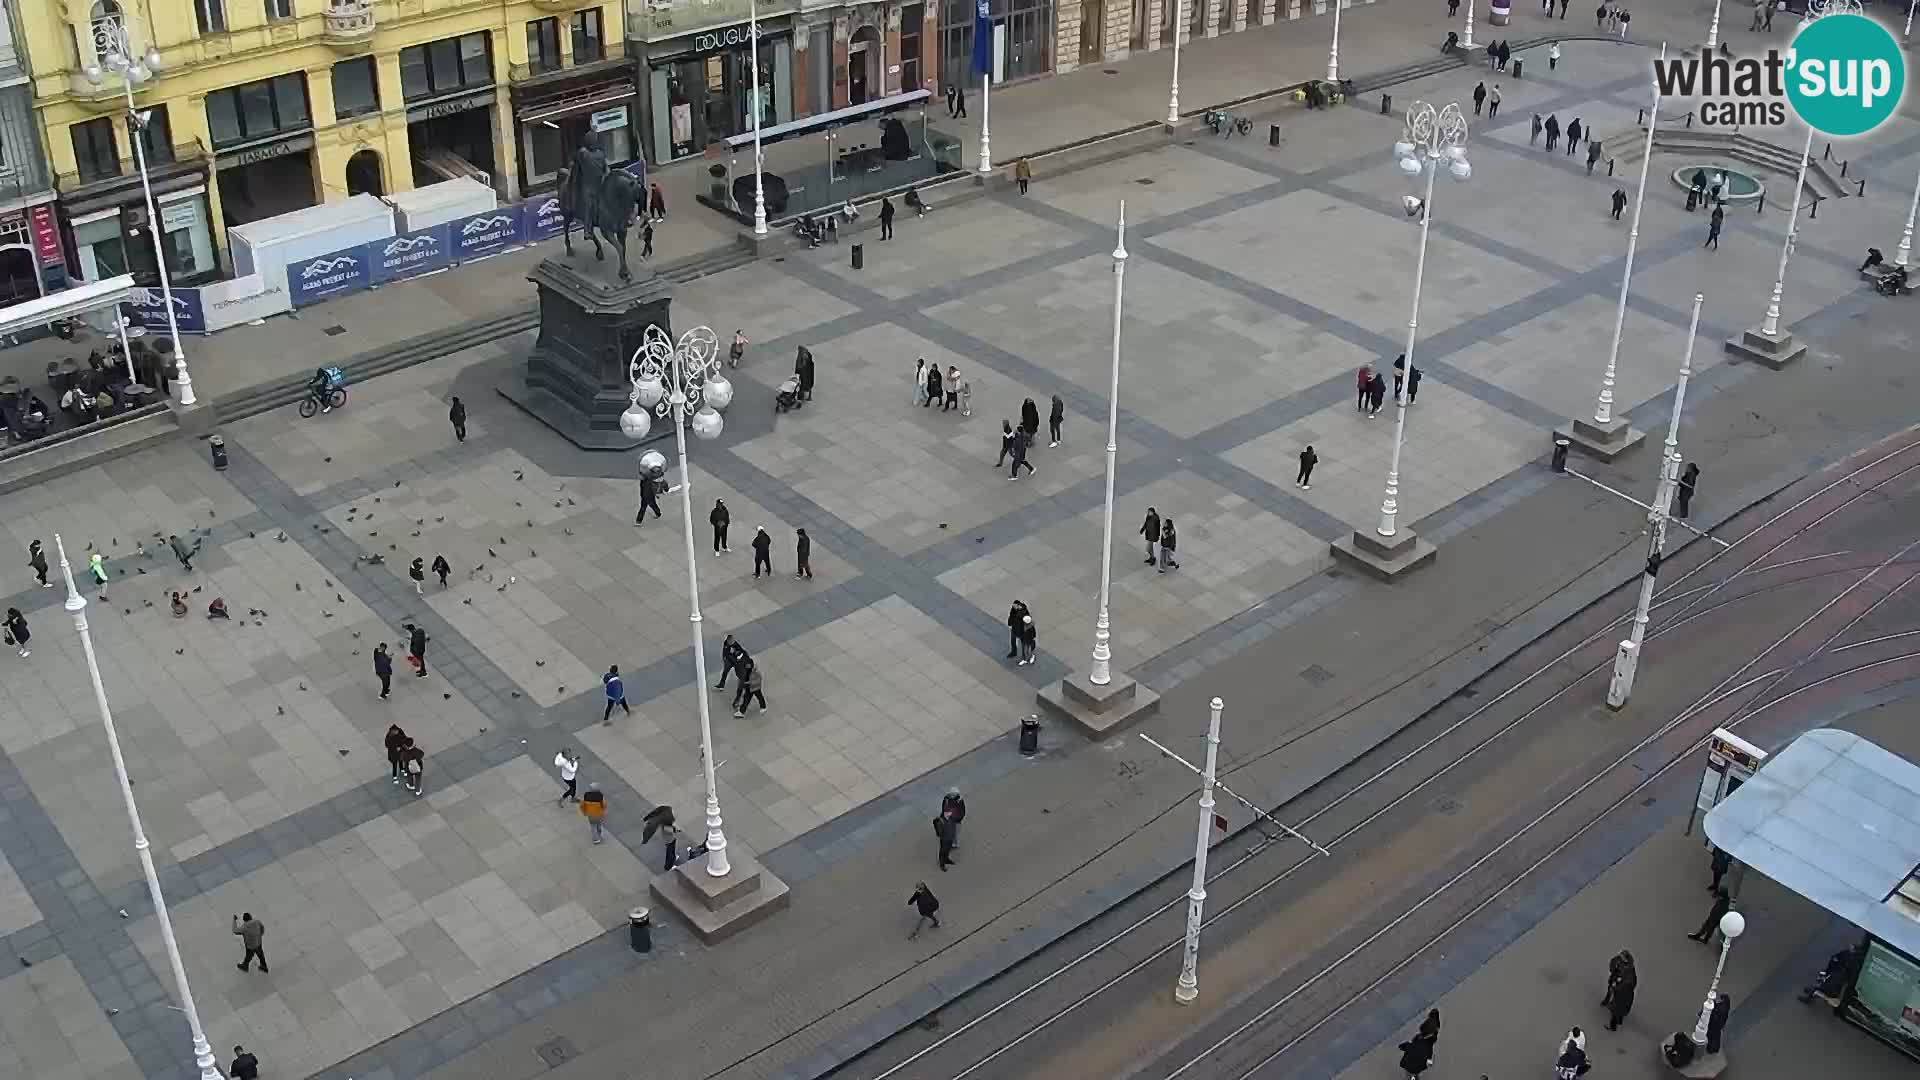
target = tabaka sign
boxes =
[453,209,521,260]
[370,225,452,285]
[289,247,370,307]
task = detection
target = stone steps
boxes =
[1603,125,1851,201]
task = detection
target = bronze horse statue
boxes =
[556,150,647,281]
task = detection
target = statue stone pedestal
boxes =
[497,256,673,450]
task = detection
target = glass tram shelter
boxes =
[1704,728,1920,1063]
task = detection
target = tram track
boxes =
[824,432,1920,1080]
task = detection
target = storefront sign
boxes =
[523,194,566,240]
[452,208,521,260]
[407,91,495,123]
[126,286,208,336]
[159,200,201,233]
[370,226,452,286]
[289,246,370,307]
[590,106,630,133]
[27,204,62,268]
[693,24,761,52]
[216,134,314,169]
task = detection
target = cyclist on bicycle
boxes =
[307,367,335,412]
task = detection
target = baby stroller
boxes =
[775,376,801,413]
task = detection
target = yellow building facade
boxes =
[24,0,633,281]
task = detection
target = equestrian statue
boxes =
[556,130,647,282]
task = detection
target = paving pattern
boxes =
[0,36,1914,1080]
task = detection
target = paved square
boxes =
[1448,294,1715,419]
[0,957,141,1080]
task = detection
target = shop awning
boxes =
[0,274,137,339]
[1704,728,1920,957]
[722,89,932,151]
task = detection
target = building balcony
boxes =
[323,1,377,51]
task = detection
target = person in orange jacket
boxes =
[581,784,607,844]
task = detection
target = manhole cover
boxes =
[322,324,346,337]
[1134,177,1156,185]
[535,1037,579,1069]
[1300,664,1334,687]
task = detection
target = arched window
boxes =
[87,0,125,66]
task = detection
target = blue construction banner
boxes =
[125,286,207,335]
[451,207,521,261]
[523,193,566,240]
[369,225,453,286]
[288,245,371,307]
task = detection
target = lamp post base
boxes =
[1037,669,1161,738]
[1723,325,1807,370]
[1556,416,1647,462]
[1330,526,1436,581]
[1659,1034,1729,1078]
[648,844,789,944]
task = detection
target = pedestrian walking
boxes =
[942,788,967,849]
[1531,114,1543,145]
[1749,0,1765,28]
[1015,157,1033,194]
[637,470,662,524]
[1708,845,1732,891]
[1447,0,1459,14]
[795,528,813,579]
[1555,1028,1591,1078]
[640,219,654,260]
[1398,1028,1436,1078]
[1488,83,1502,118]
[602,664,630,723]
[405,622,429,676]
[996,421,1015,466]
[232,913,268,972]
[959,378,972,416]
[1594,0,1606,25]
[229,1046,261,1080]
[751,525,773,578]
[1407,366,1423,404]
[449,396,467,442]
[796,345,815,402]
[714,633,746,689]
[1689,168,1707,211]
[375,646,394,701]
[1006,599,1030,658]
[945,84,958,116]
[908,882,942,938]
[933,810,955,870]
[581,784,607,843]
[914,358,929,406]
[1047,394,1063,446]
[1705,993,1730,1053]
[1393,352,1407,400]
[1297,445,1318,489]
[710,498,731,553]
[1559,0,1569,16]
[1705,204,1724,250]
[1602,950,1637,1030]
[1018,613,1037,665]
[1688,887,1733,943]
[1472,81,1487,115]
[1020,397,1040,441]
[880,196,896,241]
[1762,0,1773,29]
[732,657,767,716]
[89,550,108,598]
[1550,42,1561,68]
[27,539,48,587]
[924,362,943,408]
[409,557,425,595]
[1586,139,1602,174]
[404,743,425,795]
[1540,0,1551,14]
[1158,519,1180,573]
[954,84,967,118]
[384,723,407,779]
[1008,426,1035,479]
[1369,371,1387,416]
[555,749,581,803]
[1544,114,1560,152]
[1617,8,1629,36]
[169,533,199,572]
[1497,41,1510,70]
[1356,363,1373,412]
[648,182,667,221]
[1140,508,1161,564]
[4,608,27,658]
[1566,118,1583,155]
[944,365,960,411]
[1418,1008,1441,1042]
[1611,188,1629,220]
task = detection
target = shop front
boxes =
[940,0,1052,86]
[208,73,319,229]
[401,31,501,191]
[0,202,65,307]
[510,58,642,193]
[638,17,795,165]
[58,152,219,289]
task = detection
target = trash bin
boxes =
[209,435,229,471]
[1551,436,1570,474]
[1019,715,1040,755]
[1380,94,1392,115]
[1512,58,1523,79]
[629,907,652,953]
[851,243,864,271]
[1269,123,1281,147]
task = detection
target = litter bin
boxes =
[629,907,652,953]
[1512,58,1523,79]
[209,435,229,471]
[1380,93,1392,115]
[1551,436,1570,474]
[1019,715,1040,755]
[1269,123,1281,147]
[851,243,864,271]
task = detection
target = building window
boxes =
[400,31,494,100]
[265,0,292,19]
[570,8,603,63]
[901,3,923,93]
[332,57,379,118]
[206,73,311,147]
[195,0,226,32]
[527,17,562,74]
[130,104,174,164]
[72,117,119,182]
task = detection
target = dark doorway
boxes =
[346,148,384,196]
[849,26,880,104]
[0,247,39,308]
[408,108,496,188]
[1081,0,1104,63]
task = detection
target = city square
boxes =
[2,18,1920,1080]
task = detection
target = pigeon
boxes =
[436,517,445,524]
[336,594,344,604]
[513,470,524,481]
[462,598,472,605]
[208,510,215,518]
[511,691,520,698]
[515,502,523,509]
[530,550,537,558]
[136,567,146,575]
[338,748,349,756]
[276,532,288,542]
[294,583,302,592]
[324,456,333,463]
[554,502,562,509]
[276,706,285,716]
[488,548,498,557]
[388,544,397,551]
[568,499,577,506]
[369,531,378,537]
[411,531,420,538]
[443,693,452,700]
[123,609,131,615]
[191,586,201,593]
[373,497,381,503]
[498,537,506,545]
[535,659,545,667]
[563,529,574,537]
[143,600,153,608]
[248,531,256,539]
[174,648,183,655]
[324,581,332,588]
[297,682,307,691]
[394,480,402,488]
[323,612,333,618]
[525,520,534,528]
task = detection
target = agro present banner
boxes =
[289,245,371,307]
[452,208,521,261]
[523,193,566,240]
[369,225,453,286]
[125,286,207,335]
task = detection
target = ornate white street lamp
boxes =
[1897,162,1919,269]
[85,13,194,406]
[623,325,735,877]
[53,536,223,1080]
[1173,697,1223,1004]
[1166,0,1184,125]
[1375,101,1470,540]
[1327,0,1343,83]
[1708,0,1723,50]
[1586,45,1663,445]
[1089,203,1127,686]
[1690,910,1745,1050]
[748,0,767,237]
[1462,0,1476,49]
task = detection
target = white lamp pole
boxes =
[1607,293,1702,710]
[1089,203,1127,687]
[88,16,193,406]
[978,18,993,175]
[1905,0,1914,41]
[1377,102,1471,539]
[1762,123,1817,337]
[1690,910,1746,1048]
[1707,0,1722,50]
[1166,0,1184,124]
[1594,45,1662,429]
[1895,162,1919,269]
[53,536,223,1080]
[749,0,767,237]
[623,327,736,877]
[1462,0,1476,49]
[1173,696,1223,1005]
[1327,0,1342,82]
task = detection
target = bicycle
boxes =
[298,386,347,418]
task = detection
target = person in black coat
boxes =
[1567,118,1584,155]
[1157,519,1179,572]
[1368,371,1388,416]
[879,196,896,241]
[710,499,731,553]
[1008,426,1035,479]
[1047,395,1064,446]
[1689,888,1732,942]
[1545,113,1562,152]
[996,420,1016,466]
[1603,950,1637,1030]
[1140,507,1161,563]
[924,364,943,408]
[637,471,662,524]
[431,554,451,587]
[941,788,967,848]
[751,526,773,578]
[795,346,815,401]
[1705,993,1730,1053]
[1397,1030,1436,1078]
[795,527,812,579]
[1020,397,1041,440]
[714,633,746,689]
[1005,600,1030,658]
[448,396,466,441]
[375,648,395,701]
[1675,463,1699,518]
[934,811,955,870]
[404,622,429,676]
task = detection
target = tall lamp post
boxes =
[85,14,194,407]
[1166,0,1184,124]
[1089,203,1127,686]
[1689,910,1745,1053]
[1328,0,1343,83]
[622,326,735,877]
[749,0,767,237]
[1606,293,1702,711]
[1462,0,1476,49]
[1707,0,1723,50]
[1173,697,1223,1004]
[53,537,223,1080]
[1760,122,1817,337]
[1897,162,1919,269]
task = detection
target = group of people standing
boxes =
[994,395,1064,480]
[383,724,427,795]
[715,632,768,717]
[917,358,971,415]
[708,501,813,580]
[1356,354,1422,418]
[1138,508,1181,574]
